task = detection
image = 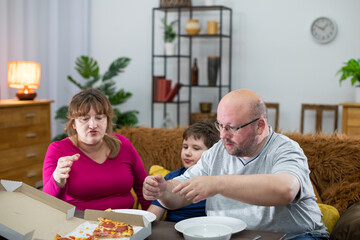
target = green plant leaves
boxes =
[337,58,360,86]
[54,106,68,121]
[103,57,131,81]
[75,56,99,79]
[108,89,132,105]
[113,108,139,128]
[161,18,177,43]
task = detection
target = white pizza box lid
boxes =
[0,179,85,240]
[0,180,151,240]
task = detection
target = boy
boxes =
[147,121,219,222]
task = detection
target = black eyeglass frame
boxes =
[214,118,260,134]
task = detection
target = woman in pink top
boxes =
[42,88,150,211]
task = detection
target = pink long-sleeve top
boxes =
[42,134,150,211]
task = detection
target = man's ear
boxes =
[256,117,266,135]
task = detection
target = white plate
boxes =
[112,209,157,222]
[175,216,247,234]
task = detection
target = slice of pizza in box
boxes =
[67,209,151,240]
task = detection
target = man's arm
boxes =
[173,173,300,206]
[143,174,193,209]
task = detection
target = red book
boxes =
[157,79,171,102]
[165,83,182,102]
[153,76,165,101]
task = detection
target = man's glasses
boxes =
[214,118,260,135]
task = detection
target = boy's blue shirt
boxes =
[151,166,206,222]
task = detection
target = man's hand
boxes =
[53,153,80,188]
[143,174,167,200]
[172,176,222,203]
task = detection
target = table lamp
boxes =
[7,61,41,100]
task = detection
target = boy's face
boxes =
[181,136,208,169]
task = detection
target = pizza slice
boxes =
[92,217,134,238]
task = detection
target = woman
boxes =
[42,88,150,211]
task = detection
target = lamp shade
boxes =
[7,61,41,100]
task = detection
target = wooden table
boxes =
[0,211,286,240]
[148,220,286,240]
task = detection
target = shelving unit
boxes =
[151,5,232,127]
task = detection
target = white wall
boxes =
[90,0,360,133]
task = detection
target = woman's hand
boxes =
[52,154,80,188]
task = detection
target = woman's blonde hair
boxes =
[65,88,121,158]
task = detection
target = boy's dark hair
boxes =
[183,120,220,149]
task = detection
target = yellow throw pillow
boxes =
[149,165,171,177]
[318,203,340,234]
[131,188,140,209]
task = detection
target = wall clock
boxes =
[310,17,338,44]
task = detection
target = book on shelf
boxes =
[165,83,182,102]
[153,76,165,101]
[154,77,182,102]
[156,78,171,102]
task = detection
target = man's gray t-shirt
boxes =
[175,130,329,239]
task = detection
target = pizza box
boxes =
[0,180,151,240]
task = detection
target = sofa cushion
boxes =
[318,203,340,234]
[330,201,360,240]
[321,179,360,215]
[117,127,185,173]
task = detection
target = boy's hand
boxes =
[143,174,167,200]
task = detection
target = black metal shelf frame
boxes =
[151,5,232,127]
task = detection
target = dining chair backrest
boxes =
[300,104,338,134]
[265,102,280,132]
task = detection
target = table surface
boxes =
[0,211,286,240]
[148,220,286,240]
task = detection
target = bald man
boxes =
[143,89,329,240]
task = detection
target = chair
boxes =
[265,102,279,132]
[300,104,338,134]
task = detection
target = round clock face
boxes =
[311,17,338,44]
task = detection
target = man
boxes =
[143,89,329,240]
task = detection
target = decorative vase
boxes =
[207,56,220,86]
[165,42,176,56]
[186,19,201,35]
[355,86,360,103]
[207,21,219,34]
[200,102,212,113]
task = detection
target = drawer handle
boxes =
[27,172,37,178]
[26,133,37,138]
[26,153,37,158]
[26,113,36,118]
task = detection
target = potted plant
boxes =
[337,58,360,102]
[161,17,177,55]
[52,56,138,141]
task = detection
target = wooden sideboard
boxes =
[0,99,53,187]
[340,103,360,136]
